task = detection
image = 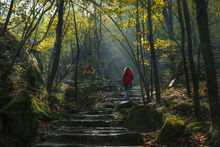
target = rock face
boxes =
[157,116,185,145]
[125,105,164,132]
[2,91,38,142]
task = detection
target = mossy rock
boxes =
[114,108,131,120]
[173,101,193,116]
[125,105,164,132]
[157,115,185,145]
[31,98,56,121]
[114,101,137,112]
[3,91,38,142]
[187,121,211,133]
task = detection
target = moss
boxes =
[125,105,164,132]
[187,121,211,133]
[31,98,55,121]
[3,91,38,141]
[166,99,178,106]
[157,115,186,145]
[114,108,131,120]
[165,116,185,126]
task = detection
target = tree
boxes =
[47,0,64,93]
[1,0,55,81]
[177,0,191,98]
[194,0,220,145]
[148,0,160,102]
[72,4,81,101]
[182,0,201,120]
[1,0,15,36]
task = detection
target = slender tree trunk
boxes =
[136,0,148,103]
[177,0,191,98]
[148,0,160,102]
[89,30,92,59]
[141,11,151,100]
[194,0,220,145]
[197,47,201,80]
[72,5,81,102]
[150,61,153,100]
[1,0,15,37]
[168,0,176,79]
[46,0,64,93]
[182,0,201,120]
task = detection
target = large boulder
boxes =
[125,105,164,132]
[114,101,137,120]
[114,101,137,112]
[1,91,38,143]
[157,115,186,145]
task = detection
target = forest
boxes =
[0,0,219,146]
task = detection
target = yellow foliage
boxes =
[133,41,140,46]
[144,60,150,66]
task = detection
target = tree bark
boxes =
[182,0,201,120]
[136,0,148,103]
[46,0,64,93]
[72,5,81,102]
[194,0,220,145]
[1,0,15,37]
[177,0,191,98]
[148,0,160,102]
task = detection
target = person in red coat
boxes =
[122,66,134,100]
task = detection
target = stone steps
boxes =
[68,114,115,120]
[52,120,124,128]
[36,132,143,146]
[33,85,144,147]
[55,126,130,134]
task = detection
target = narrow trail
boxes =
[33,86,145,147]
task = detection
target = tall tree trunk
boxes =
[168,0,176,79]
[150,60,154,100]
[177,0,191,98]
[182,0,201,120]
[1,0,14,36]
[46,0,64,93]
[162,0,176,79]
[136,0,148,103]
[135,4,144,103]
[148,0,160,102]
[72,5,81,102]
[194,0,220,145]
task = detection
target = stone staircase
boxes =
[33,86,144,147]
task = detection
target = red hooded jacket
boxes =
[122,68,134,85]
